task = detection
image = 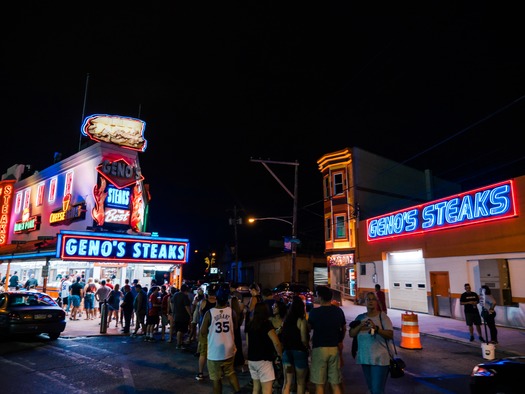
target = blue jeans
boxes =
[361,364,389,394]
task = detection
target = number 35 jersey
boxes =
[207,306,236,360]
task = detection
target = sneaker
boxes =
[479,336,485,342]
[195,373,205,381]
[469,336,474,342]
[176,345,188,350]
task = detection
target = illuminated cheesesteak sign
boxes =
[367,180,517,241]
[57,230,189,263]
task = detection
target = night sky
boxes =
[1,3,524,277]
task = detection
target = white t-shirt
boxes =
[61,280,72,298]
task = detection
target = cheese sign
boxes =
[367,180,517,241]
[57,230,189,263]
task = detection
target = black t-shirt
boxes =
[460,291,480,313]
[247,320,276,361]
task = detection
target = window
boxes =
[36,182,45,206]
[335,216,346,239]
[323,176,330,199]
[333,173,344,195]
[325,218,331,241]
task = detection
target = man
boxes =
[95,279,112,321]
[195,287,217,381]
[8,271,19,290]
[132,284,147,336]
[199,285,241,394]
[169,283,192,349]
[308,285,346,394]
[24,274,39,290]
[460,283,484,342]
[69,276,84,321]
[375,284,387,314]
[144,286,161,342]
[60,275,72,314]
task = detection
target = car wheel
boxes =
[48,332,60,340]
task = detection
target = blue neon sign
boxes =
[367,180,517,241]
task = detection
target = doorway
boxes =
[430,271,451,317]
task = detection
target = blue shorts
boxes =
[71,295,81,307]
[282,349,309,370]
[84,293,95,310]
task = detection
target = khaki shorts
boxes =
[309,346,342,385]
[197,337,208,357]
[207,357,235,381]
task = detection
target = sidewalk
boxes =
[61,303,525,357]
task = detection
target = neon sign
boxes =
[0,180,15,245]
[57,231,189,264]
[14,215,41,233]
[367,180,517,241]
[96,158,144,189]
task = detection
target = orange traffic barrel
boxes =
[400,311,423,349]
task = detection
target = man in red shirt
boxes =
[145,286,161,342]
[375,284,387,314]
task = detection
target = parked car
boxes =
[233,282,251,300]
[470,356,525,394]
[0,290,67,340]
[271,282,314,311]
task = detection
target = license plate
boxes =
[34,314,47,320]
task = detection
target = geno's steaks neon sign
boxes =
[57,230,189,263]
[367,180,517,241]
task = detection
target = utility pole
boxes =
[229,205,242,283]
[251,158,299,282]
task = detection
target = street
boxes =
[0,330,484,394]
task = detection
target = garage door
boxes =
[388,250,428,313]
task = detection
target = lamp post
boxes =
[251,158,299,282]
[248,215,297,282]
[248,217,292,226]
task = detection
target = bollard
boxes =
[400,311,423,349]
[100,300,108,334]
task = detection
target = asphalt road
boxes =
[0,327,493,394]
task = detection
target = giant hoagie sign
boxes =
[57,230,189,264]
[367,180,517,241]
[81,114,147,152]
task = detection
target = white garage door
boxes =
[388,250,428,313]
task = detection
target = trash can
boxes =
[481,342,496,360]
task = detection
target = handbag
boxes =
[379,313,406,378]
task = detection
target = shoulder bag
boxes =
[379,313,406,378]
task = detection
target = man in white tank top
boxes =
[200,285,241,394]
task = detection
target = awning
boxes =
[0,238,57,262]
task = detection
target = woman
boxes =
[481,285,498,344]
[349,291,394,394]
[245,282,262,334]
[280,296,309,394]
[270,300,287,335]
[83,277,97,320]
[230,294,247,372]
[107,283,123,328]
[246,302,283,394]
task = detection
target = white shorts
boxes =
[248,360,275,383]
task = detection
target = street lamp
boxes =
[248,217,292,226]
[251,158,299,282]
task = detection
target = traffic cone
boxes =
[400,311,423,349]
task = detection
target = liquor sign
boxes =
[0,180,15,245]
[367,180,517,241]
[57,230,189,264]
